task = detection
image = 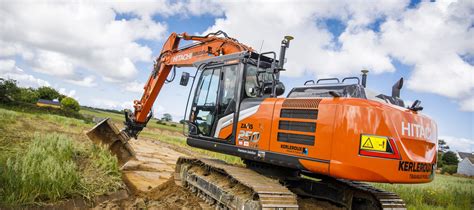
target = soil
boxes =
[94,177,203,209]
[93,137,342,209]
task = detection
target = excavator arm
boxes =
[87,31,253,165]
[123,31,253,138]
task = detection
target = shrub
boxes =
[61,97,80,112]
[441,165,457,175]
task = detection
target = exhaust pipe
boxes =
[361,69,369,87]
[278,36,294,70]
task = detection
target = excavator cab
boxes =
[183,51,285,141]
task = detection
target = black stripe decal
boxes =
[277,132,315,146]
[279,121,316,132]
[280,109,318,119]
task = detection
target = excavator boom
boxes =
[87,31,252,164]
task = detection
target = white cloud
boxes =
[202,0,408,77]
[89,99,133,110]
[67,76,97,87]
[460,96,474,112]
[124,81,144,93]
[440,135,474,153]
[32,50,75,77]
[0,59,51,88]
[380,0,474,106]
[200,0,473,111]
[0,1,168,84]
[0,59,15,73]
[58,88,76,98]
[1,0,472,112]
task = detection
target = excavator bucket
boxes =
[87,118,136,167]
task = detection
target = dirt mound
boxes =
[95,177,203,209]
[141,177,203,209]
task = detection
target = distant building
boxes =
[36,99,61,109]
[457,152,474,176]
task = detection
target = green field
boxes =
[374,175,473,209]
[0,108,122,206]
[1,106,473,209]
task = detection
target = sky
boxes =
[0,0,473,152]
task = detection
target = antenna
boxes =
[259,40,264,53]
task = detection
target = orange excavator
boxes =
[88,31,437,209]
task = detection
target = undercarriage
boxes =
[175,157,406,210]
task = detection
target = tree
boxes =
[60,97,80,112]
[161,113,172,122]
[438,139,450,153]
[17,88,39,103]
[442,151,459,165]
[0,79,20,102]
[37,86,60,100]
[179,119,186,124]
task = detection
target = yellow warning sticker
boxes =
[360,135,388,152]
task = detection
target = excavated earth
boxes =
[93,138,340,209]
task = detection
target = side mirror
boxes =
[180,72,190,86]
[392,77,403,98]
[409,100,423,112]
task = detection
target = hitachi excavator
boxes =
[87,31,437,209]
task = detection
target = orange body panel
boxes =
[232,98,278,150]
[218,97,437,183]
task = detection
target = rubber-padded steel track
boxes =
[339,179,407,210]
[175,157,299,209]
[174,157,406,210]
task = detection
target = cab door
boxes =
[191,64,239,141]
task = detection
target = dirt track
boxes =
[94,138,207,209]
[94,138,340,209]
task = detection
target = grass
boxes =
[1,134,80,204]
[373,174,473,210]
[141,130,243,165]
[0,108,123,206]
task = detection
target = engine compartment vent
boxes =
[277,132,315,146]
[279,121,316,133]
[282,99,321,109]
[280,109,318,119]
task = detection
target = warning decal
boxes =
[360,135,388,152]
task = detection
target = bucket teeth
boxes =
[87,118,136,166]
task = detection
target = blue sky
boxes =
[0,0,472,152]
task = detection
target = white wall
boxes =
[457,158,474,176]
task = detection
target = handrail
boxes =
[342,77,360,84]
[316,78,340,84]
